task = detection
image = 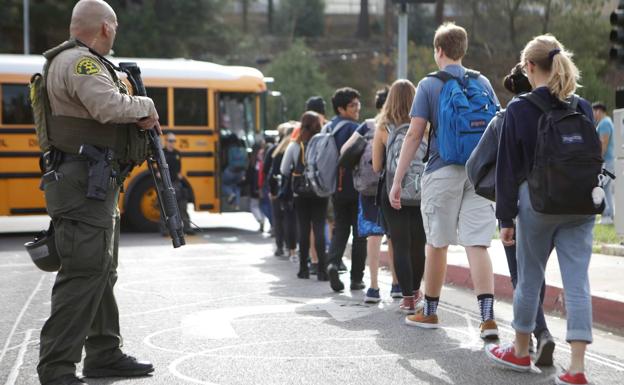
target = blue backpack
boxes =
[425,70,498,165]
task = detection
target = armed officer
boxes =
[37,1,160,384]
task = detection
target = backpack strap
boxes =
[464,69,481,79]
[567,95,579,111]
[330,120,351,136]
[519,92,552,114]
[427,70,455,83]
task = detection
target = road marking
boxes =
[4,329,35,385]
[438,302,624,372]
[0,275,44,366]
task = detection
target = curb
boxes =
[601,243,624,257]
[445,265,624,332]
[378,251,624,332]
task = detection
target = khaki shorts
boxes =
[420,165,496,248]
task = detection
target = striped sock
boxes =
[423,295,439,316]
[477,294,494,321]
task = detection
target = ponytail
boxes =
[547,50,580,101]
[521,34,581,102]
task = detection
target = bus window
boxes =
[1,83,34,125]
[146,87,168,127]
[174,88,207,126]
[218,93,257,146]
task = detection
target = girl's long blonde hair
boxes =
[521,34,580,101]
[376,79,416,132]
[272,121,296,157]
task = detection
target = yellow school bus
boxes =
[0,54,268,231]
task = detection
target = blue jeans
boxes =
[222,168,245,207]
[503,240,548,338]
[513,183,594,343]
[603,159,615,219]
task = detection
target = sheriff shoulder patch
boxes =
[75,57,101,75]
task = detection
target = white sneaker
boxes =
[289,254,299,263]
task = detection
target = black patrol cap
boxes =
[24,222,60,272]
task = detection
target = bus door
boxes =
[217,92,259,213]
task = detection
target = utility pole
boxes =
[392,0,435,80]
[23,0,30,54]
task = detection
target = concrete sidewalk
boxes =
[381,242,624,331]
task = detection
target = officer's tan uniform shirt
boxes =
[47,45,156,124]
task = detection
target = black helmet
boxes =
[24,222,60,272]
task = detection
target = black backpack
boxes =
[291,142,317,198]
[520,92,604,215]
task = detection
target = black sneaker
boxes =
[317,271,329,281]
[83,354,154,378]
[297,269,310,279]
[309,263,318,275]
[274,248,285,257]
[44,374,87,385]
[350,281,365,291]
[535,330,555,366]
[328,264,344,292]
[338,260,348,272]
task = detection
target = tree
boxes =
[267,0,274,33]
[275,0,325,39]
[435,0,445,24]
[266,40,331,121]
[357,0,370,39]
[107,0,233,59]
[241,0,251,33]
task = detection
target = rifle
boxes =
[118,62,186,248]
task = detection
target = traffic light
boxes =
[610,1,624,63]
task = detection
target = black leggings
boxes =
[295,196,328,272]
[381,192,426,297]
[271,198,297,251]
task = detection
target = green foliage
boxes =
[550,8,614,108]
[108,0,232,59]
[266,40,331,121]
[275,0,325,38]
[407,43,438,83]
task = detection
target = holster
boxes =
[79,145,115,201]
[39,149,64,191]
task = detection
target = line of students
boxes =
[264,22,596,385]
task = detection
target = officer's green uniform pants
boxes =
[38,160,124,383]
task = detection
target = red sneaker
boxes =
[485,343,531,372]
[555,371,588,385]
[399,297,415,314]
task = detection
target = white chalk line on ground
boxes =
[167,334,477,385]
[4,329,36,385]
[437,302,624,372]
[0,275,44,366]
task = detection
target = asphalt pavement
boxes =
[1,213,624,385]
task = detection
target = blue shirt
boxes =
[327,116,360,200]
[409,64,500,173]
[495,87,594,227]
[596,116,615,162]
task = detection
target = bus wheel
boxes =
[124,176,161,232]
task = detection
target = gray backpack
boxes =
[385,123,427,206]
[305,120,350,197]
[353,120,379,196]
